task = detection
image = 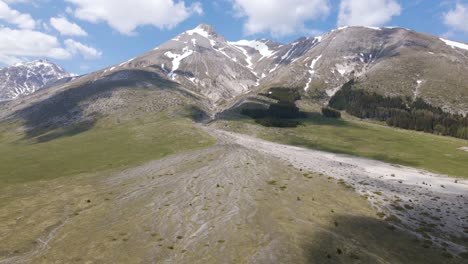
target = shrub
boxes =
[322,107,341,118]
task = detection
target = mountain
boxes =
[0,59,71,101]
[96,24,468,114]
[259,26,468,114]
[97,24,259,105]
[2,24,468,134]
[91,24,321,106]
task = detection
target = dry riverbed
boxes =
[208,127,468,257]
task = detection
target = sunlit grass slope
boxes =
[214,115,468,178]
[0,115,214,186]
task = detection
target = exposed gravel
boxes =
[207,127,468,254]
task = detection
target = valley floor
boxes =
[0,124,466,263]
[207,127,468,256]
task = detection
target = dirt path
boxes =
[207,127,468,254]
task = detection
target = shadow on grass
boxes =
[10,70,187,143]
[214,103,418,167]
[300,112,351,127]
[302,214,459,264]
[33,120,97,143]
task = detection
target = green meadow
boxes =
[215,114,468,178]
[0,115,214,186]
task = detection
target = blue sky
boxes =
[1,0,468,75]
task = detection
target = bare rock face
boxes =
[0,59,71,101]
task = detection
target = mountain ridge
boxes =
[95,23,468,113]
[0,59,72,101]
[1,23,468,125]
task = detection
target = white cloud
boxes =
[66,0,203,35]
[50,16,88,36]
[0,27,101,65]
[444,3,468,33]
[232,0,330,37]
[0,27,71,64]
[64,39,101,59]
[338,0,401,27]
[0,0,36,29]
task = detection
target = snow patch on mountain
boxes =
[165,47,194,80]
[228,42,256,75]
[440,38,468,51]
[304,55,322,91]
[364,26,382,30]
[414,79,424,100]
[186,25,211,39]
[229,40,274,59]
[335,62,355,77]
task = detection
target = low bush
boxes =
[322,107,341,118]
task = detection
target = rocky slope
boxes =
[260,26,468,114]
[0,60,71,101]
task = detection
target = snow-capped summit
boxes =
[0,59,71,100]
[185,23,219,39]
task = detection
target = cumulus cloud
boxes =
[338,0,401,27]
[232,0,330,37]
[64,39,101,59]
[0,27,101,65]
[50,16,88,36]
[444,3,468,33]
[66,0,203,35]
[0,0,36,29]
[0,27,70,64]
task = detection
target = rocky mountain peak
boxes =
[0,59,70,100]
[195,23,216,34]
[184,23,223,41]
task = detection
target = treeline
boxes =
[329,80,468,139]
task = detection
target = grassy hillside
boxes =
[213,114,468,178]
[0,115,214,187]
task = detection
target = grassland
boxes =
[0,115,215,187]
[0,139,460,263]
[213,114,468,178]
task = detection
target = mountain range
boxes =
[1,24,467,126]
